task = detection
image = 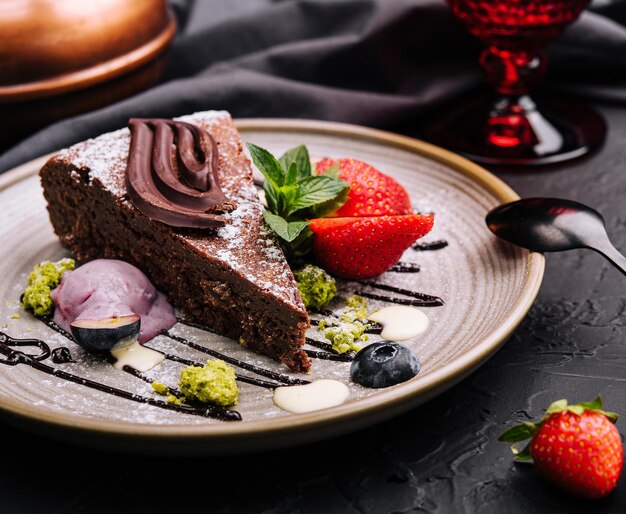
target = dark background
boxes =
[2,1,626,512]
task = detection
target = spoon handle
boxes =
[593,242,626,277]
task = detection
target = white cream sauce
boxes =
[273,379,350,414]
[368,306,429,341]
[110,337,165,372]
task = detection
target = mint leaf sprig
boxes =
[246,143,349,264]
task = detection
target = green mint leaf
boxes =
[246,143,285,190]
[262,210,309,243]
[263,182,279,213]
[287,176,350,216]
[310,185,350,218]
[320,163,340,179]
[282,226,315,265]
[279,145,311,179]
[498,422,537,443]
[286,162,299,185]
[279,183,298,212]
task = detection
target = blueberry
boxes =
[350,341,421,388]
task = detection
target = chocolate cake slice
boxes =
[39,110,311,372]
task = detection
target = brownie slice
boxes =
[39,110,311,372]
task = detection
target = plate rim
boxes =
[0,118,544,455]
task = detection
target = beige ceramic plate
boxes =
[0,119,544,456]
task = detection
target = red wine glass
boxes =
[423,0,606,167]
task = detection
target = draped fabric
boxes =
[2,0,626,174]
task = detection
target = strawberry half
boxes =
[308,213,434,279]
[499,397,623,499]
[316,158,412,217]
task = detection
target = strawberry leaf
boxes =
[578,396,603,411]
[578,396,619,423]
[279,145,311,179]
[545,399,568,414]
[512,443,533,462]
[498,422,537,443]
[599,410,620,423]
[262,211,309,243]
[247,143,285,189]
[567,405,585,416]
[287,176,350,216]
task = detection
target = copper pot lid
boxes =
[0,0,176,102]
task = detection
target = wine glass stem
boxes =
[479,47,551,149]
[480,47,547,96]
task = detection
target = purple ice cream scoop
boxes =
[51,259,176,344]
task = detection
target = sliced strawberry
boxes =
[308,213,434,279]
[316,158,412,217]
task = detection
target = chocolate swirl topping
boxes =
[126,118,236,228]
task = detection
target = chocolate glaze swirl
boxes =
[126,118,236,228]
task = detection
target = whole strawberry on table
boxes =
[499,396,624,499]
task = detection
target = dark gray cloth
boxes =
[2,0,626,174]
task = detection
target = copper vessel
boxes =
[0,0,177,150]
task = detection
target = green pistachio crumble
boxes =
[151,382,184,405]
[294,264,337,310]
[151,381,169,395]
[9,314,20,319]
[317,320,328,332]
[178,359,239,406]
[323,295,372,353]
[340,295,368,323]
[324,322,369,354]
[22,258,75,316]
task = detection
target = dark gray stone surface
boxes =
[0,101,625,513]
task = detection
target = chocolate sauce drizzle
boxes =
[0,332,240,421]
[126,118,236,228]
[51,347,75,364]
[412,239,448,251]
[305,350,353,362]
[388,262,421,273]
[176,317,346,381]
[356,291,442,307]
[355,282,444,307]
[304,338,354,362]
[147,348,283,389]
[39,316,287,390]
[122,365,186,399]
[163,332,310,386]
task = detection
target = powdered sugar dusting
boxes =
[52,110,304,311]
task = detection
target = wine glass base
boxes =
[420,93,606,167]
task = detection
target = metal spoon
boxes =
[486,197,626,276]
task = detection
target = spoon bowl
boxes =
[486,197,626,276]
